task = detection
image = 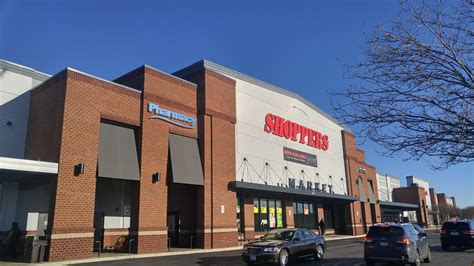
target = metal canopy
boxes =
[379,200,419,210]
[169,134,204,186]
[367,181,376,204]
[98,122,140,181]
[229,181,357,202]
[358,177,367,203]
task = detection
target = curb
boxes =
[36,235,366,265]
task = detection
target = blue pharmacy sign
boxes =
[148,102,197,129]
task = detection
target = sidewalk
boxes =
[3,234,364,266]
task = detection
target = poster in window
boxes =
[269,214,276,228]
[261,207,267,214]
[253,206,259,213]
[304,207,309,215]
[277,208,283,228]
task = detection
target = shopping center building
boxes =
[0,59,383,261]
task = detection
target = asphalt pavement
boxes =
[79,232,474,266]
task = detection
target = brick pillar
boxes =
[243,196,255,240]
[316,203,324,222]
[285,200,294,228]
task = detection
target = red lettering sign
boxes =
[264,113,329,151]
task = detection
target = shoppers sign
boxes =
[264,113,329,151]
[148,102,197,129]
[283,147,317,167]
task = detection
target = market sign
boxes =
[148,102,197,129]
[287,178,334,194]
[264,113,329,151]
[283,147,317,167]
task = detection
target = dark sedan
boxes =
[242,228,325,265]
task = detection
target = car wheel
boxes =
[365,261,375,266]
[314,244,324,261]
[279,249,289,266]
[411,250,420,266]
[423,248,432,263]
[441,243,450,251]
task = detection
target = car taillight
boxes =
[364,236,374,243]
[462,230,474,235]
[396,237,412,244]
[440,229,447,234]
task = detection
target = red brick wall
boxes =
[393,187,429,226]
[25,69,142,261]
[180,68,238,248]
[342,131,381,235]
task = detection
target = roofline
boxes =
[144,64,197,88]
[0,59,51,81]
[66,67,142,94]
[376,172,401,180]
[173,59,352,133]
[406,175,429,183]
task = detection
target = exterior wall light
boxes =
[152,172,161,183]
[74,163,85,176]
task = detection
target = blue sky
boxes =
[1,0,472,207]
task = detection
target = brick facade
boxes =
[393,186,429,226]
[341,131,381,235]
[23,63,238,261]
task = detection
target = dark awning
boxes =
[169,134,204,186]
[379,200,419,210]
[229,181,357,202]
[367,181,376,204]
[358,177,367,203]
[98,122,140,181]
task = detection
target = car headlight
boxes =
[263,247,278,253]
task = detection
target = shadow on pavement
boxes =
[430,245,474,254]
[194,256,367,266]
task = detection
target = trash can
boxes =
[38,240,48,262]
[24,237,40,263]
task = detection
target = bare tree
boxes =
[332,0,473,169]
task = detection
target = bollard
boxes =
[95,241,101,257]
[129,239,135,254]
[190,235,194,249]
[168,237,171,252]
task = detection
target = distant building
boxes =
[376,173,400,202]
[376,173,419,224]
[392,186,430,226]
[406,176,435,225]
[429,188,440,225]
[436,193,457,221]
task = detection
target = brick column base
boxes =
[136,234,168,253]
[48,237,93,262]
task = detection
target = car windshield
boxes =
[367,226,404,237]
[262,230,295,241]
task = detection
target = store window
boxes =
[254,198,284,232]
[236,197,242,233]
[293,201,317,229]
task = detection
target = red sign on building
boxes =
[263,113,329,151]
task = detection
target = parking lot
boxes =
[80,232,473,266]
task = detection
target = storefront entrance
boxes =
[167,183,198,248]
